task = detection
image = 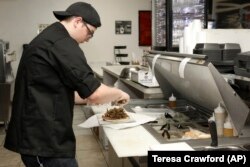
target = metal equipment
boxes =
[145,50,249,138]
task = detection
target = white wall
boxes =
[0,0,151,76]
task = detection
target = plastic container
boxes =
[220,43,241,61]
[214,102,226,137]
[193,43,222,61]
[223,122,234,137]
[223,117,234,137]
[234,51,250,78]
[168,94,176,109]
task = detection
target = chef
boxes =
[4,2,129,167]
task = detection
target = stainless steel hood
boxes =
[145,51,249,136]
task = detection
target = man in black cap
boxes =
[4,2,129,167]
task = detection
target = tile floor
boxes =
[0,105,109,167]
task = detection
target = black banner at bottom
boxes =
[148,151,249,167]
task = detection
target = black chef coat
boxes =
[4,22,101,157]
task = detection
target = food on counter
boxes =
[102,107,129,121]
[182,128,210,139]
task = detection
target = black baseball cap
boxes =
[53,2,101,28]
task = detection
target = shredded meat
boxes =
[102,107,129,120]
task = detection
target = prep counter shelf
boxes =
[102,66,164,99]
[90,99,250,167]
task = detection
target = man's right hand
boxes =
[114,91,130,106]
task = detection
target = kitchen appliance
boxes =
[144,50,250,138]
[0,39,15,83]
[0,40,9,82]
[234,51,250,78]
[193,43,241,73]
[0,39,14,128]
[233,51,250,108]
[130,70,159,87]
[193,43,221,62]
[221,43,241,61]
[128,98,212,141]
[151,0,208,51]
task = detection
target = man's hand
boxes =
[114,91,130,106]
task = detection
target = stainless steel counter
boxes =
[92,99,250,167]
[143,124,250,150]
[125,99,250,151]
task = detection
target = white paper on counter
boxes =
[78,115,99,128]
[78,112,156,130]
[150,142,194,151]
[91,103,112,114]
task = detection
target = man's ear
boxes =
[73,17,82,28]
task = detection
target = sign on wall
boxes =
[115,21,132,34]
